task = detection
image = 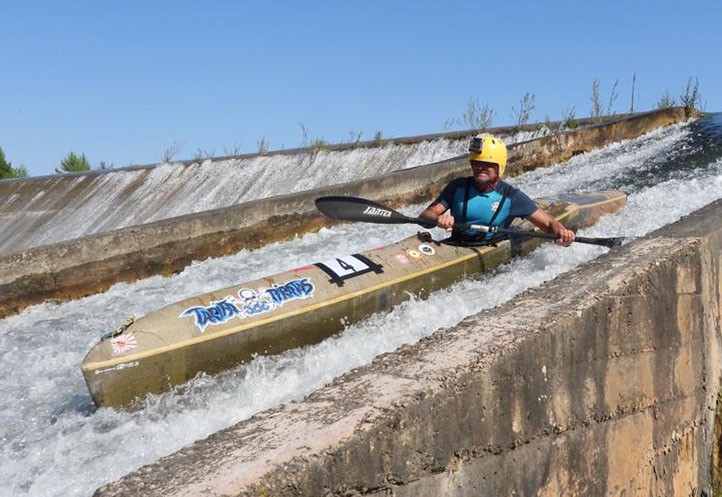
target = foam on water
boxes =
[2,118,722,497]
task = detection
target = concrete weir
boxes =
[93,196,722,494]
[0,108,689,318]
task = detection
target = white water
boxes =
[3,121,722,497]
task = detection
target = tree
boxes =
[680,76,701,118]
[0,146,28,179]
[56,152,91,173]
[444,98,496,132]
[590,78,603,122]
[0,147,13,179]
[462,97,495,130]
[512,92,536,131]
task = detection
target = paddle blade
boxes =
[315,196,414,224]
[575,236,626,248]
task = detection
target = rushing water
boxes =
[2,114,722,497]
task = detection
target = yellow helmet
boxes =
[469,135,508,177]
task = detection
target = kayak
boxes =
[82,190,626,408]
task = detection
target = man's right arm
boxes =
[420,202,454,230]
[421,180,460,230]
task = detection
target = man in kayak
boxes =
[420,134,575,246]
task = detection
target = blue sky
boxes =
[1,0,719,177]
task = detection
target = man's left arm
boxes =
[527,209,575,246]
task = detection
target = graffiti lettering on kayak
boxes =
[179,297,241,333]
[315,254,384,287]
[238,278,315,317]
[267,278,315,305]
[179,278,316,332]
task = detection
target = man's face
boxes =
[470,160,499,183]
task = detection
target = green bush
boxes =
[656,91,676,109]
[561,105,578,129]
[680,77,701,118]
[56,152,91,173]
[0,147,28,179]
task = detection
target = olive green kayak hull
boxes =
[82,191,626,408]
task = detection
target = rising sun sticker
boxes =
[111,332,138,355]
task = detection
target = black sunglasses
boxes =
[470,160,497,169]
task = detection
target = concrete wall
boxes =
[0,108,689,319]
[94,197,722,497]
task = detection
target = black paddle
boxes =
[315,196,625,248]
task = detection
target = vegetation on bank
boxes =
[0,76,706,180]
[0,147,28,180]
[7,150,113,178]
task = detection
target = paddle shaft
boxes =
[389,217,620,247]
[473,225,620,247]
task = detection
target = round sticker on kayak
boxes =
[418,243,435,256]
[407,249,421,258]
